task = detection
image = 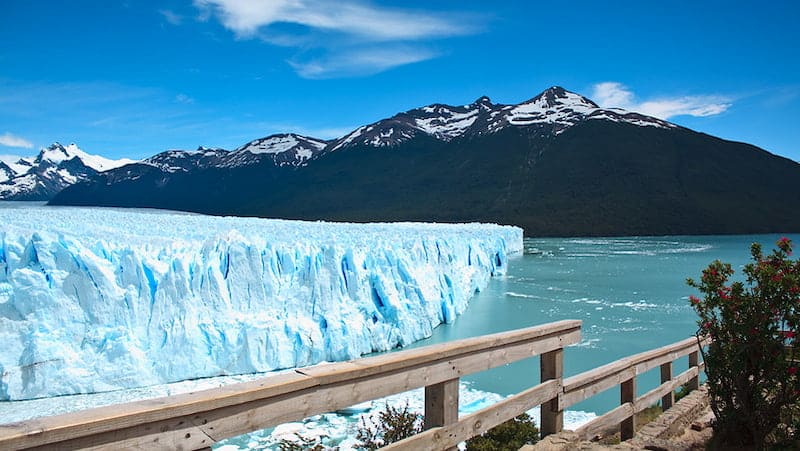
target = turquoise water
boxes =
[403,234,800,415]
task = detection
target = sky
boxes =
[1,0,799,163]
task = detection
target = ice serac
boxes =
[0,207,522,401]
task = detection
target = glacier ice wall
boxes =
[0,206,522,401]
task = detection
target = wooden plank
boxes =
[298,328,580,386]
[383,380,560,450]
[661,362,674,410]
[688,351,700,390]
[574,402,634,440]
[561,366,635,409]
[565,336,706,392]
[630,337,697,374]
[424,379,459,430]
[562,358,632,392]
[298,320,581,385]
[634,367,699,413]
[620,377,636,440]
[540,348,563,436]
[0,371,317,450]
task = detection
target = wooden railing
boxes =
[0,321,708,450]
[565,335,709,441]
[0,320,582,450]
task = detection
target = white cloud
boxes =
[194,0,471,40]
[289,46,437,79]
[0,132,33,149]
[193,0,478,78]
[159,9,184,25]
[591,82,731,120]
[175,93,194,104]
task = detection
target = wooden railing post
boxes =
[688,350,699,390]
[660,362,674,410]
[620,377,636,441]
[424,378,459,427]
[424,378,459,451]
[540,348,564,437]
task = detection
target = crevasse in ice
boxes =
[0,206,522,401]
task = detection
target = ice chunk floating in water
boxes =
[0,206,522,400]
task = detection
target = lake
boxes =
[403,234,800,414]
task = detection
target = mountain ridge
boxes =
[0,143,136,201]
[32,86,800,236]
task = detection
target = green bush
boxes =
[465,413,539,451]
[687,238,800,447]
[355,402,423,450]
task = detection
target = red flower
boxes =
[783,331,796,339]
[689,295,701,305]
[703,321,712,330]
[772,273,783,282]
[789,367,798,376]
[777,237,793,255]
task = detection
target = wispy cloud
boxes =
[193,0,480,78]
[289,46,437,79]
[159,9,184,25]
[591,82,732,119]
[194,0,471,40]
[175,93,194,104]
[0,132,33,149]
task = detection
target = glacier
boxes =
[0,205,522,401]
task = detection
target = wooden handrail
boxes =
[0,320,582,450]
[567,336,710,441]
[0,321,709,449]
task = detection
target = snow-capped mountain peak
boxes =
[527,86,599,109]
[34,142,73,165]
[0,142,138,200]
[505,86,674,133]
[33,142,136,172]
[506,86,600,128]
[330,86,677,151]
[472,96,493,107]
[226,133,329,167]
[0,161,15,183]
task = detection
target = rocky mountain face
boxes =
[49,87,800,236]
[0,143,135,201]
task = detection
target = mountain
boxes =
[225,133,329,167]
[50,87,800,236]
[0,161,15,183]
[328,87,673,151]
[0,143,136,201]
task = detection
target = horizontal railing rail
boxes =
[566,335,710,441]
[0,320,582,450]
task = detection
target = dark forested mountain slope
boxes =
[50,87,800,236]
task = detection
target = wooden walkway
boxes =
[0,320,707,450]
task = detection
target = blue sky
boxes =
[1,1,798,162]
